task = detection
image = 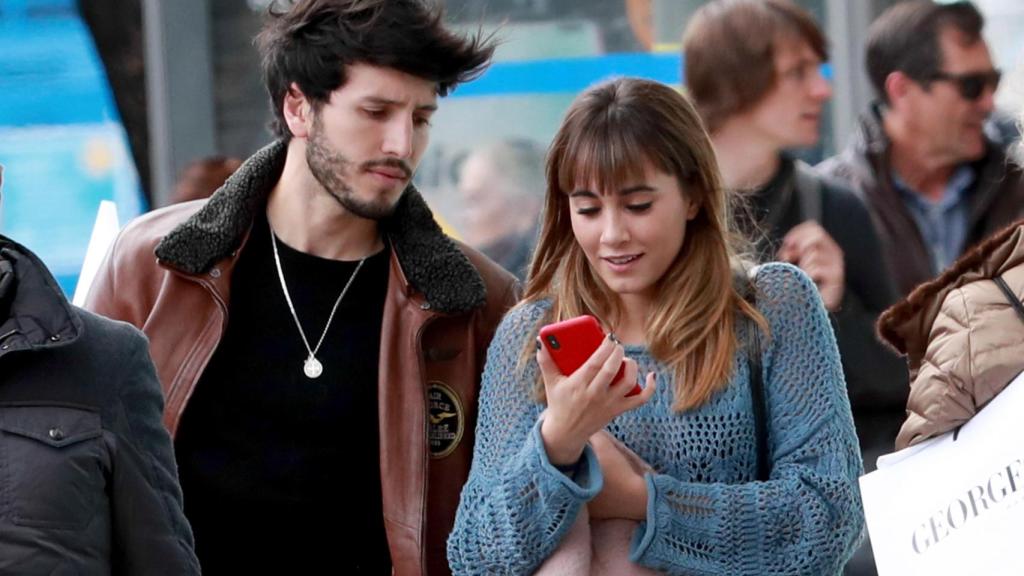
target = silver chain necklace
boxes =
[269,221,366,379]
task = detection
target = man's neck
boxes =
[266,140,385,261]
[712,120,782,191]
[883,114,957,203]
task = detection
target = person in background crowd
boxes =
[169,156,243,204]
[457,138,545,280]
[818,0,1024,299]
[0,165,199,574]
[84,1,516,574]
[447,77,863,575]
[683,2,906,513]
[878,218,1024,451]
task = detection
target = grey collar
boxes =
[155,141,486,314]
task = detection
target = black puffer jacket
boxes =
[0,235,199,575]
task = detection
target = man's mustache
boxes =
[361,158,412,179]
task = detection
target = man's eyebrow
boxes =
[362,96,437,112]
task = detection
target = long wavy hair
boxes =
[522,77,767,412]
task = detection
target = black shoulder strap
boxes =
[745,287,771,482]
[793,159,823,224]
[993,275,1024,324]
[748,330,770,481]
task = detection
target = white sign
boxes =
[72,200,120,306]
[859,372,1024,575]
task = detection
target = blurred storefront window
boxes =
[0,0,144,295]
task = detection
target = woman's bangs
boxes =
[557,118,650,196]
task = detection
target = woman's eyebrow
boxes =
[569,184,654,198]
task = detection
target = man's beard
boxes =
[305,117,412,221]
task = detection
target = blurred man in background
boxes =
[819,0,1024,298]
[169,156,243,204]
[457,138,545,280]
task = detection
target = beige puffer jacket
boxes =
[877,219,1024,450]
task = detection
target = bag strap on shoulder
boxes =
[793,160,823,224]
[743,273,771,482]
[748,329,770,482]
[993,275,1024,324]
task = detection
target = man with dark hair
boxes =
[683,0,904,489]
[85,1,516,573]
[819,0,1024,299]
[0,166,199,574]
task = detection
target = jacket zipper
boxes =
[413,308,438,575]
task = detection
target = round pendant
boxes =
[303,357,323,379]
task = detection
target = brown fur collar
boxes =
[878,218,1024,355]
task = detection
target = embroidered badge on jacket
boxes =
[427,381,463,458]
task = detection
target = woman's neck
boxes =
[611,293,651,345]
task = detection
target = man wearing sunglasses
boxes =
[819,0,1024,299]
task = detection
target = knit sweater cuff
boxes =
[630,472,659,562]
[532,418,603,498]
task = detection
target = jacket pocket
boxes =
[0,404,107,530]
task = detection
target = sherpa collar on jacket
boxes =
[154,140,486,315]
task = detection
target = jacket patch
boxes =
[427,382,464,459]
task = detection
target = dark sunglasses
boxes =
[928,69,1002,101]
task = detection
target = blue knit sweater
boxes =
[447,264,865,575]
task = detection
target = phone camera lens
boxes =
[546,335,560,350]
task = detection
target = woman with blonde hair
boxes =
[447,77,864,575]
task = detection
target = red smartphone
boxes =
[539,315,641,397]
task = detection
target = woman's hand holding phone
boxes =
[536,334,657,468]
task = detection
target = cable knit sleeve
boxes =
[447,301,604,575]
[630,263,864,575]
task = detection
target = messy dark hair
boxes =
[866,0,984,103]
[257,0,496,139]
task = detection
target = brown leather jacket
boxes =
[878,219,1024,451]
[84,141,519,575]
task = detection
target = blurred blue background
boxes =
[0,0,1020,297]
[0,0,144,295]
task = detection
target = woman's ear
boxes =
[685,198,701,221]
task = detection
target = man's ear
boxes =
[884,71,916,112]
[283,82,313,139]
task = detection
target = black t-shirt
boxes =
[737,157,802,259]
[175,210,391,574]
